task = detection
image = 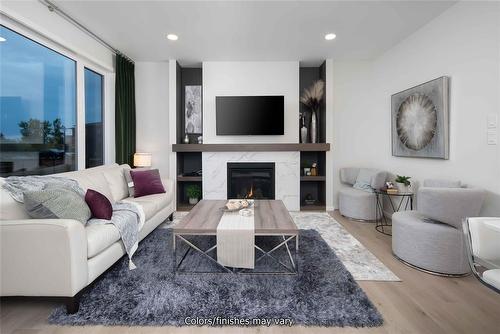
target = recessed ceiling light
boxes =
[167,34,178,41]
[324,33,336,41]
[0,36,6,42]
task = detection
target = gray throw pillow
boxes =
[124,168,148,197]
[23,188,91,225]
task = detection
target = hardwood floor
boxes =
[1,210,499,334]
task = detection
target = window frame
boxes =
[84,66,105,169]
[1,20,113,172]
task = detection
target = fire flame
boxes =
[246,184,254,199]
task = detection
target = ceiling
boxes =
[53,0,456,66]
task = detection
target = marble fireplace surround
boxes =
[202,151,300,211]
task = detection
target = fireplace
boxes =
[227,162,275,199]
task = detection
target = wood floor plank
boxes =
[1,210,499,334]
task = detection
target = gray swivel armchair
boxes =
[392,179,485,276]
[338,168,387,221]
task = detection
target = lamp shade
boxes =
[133,153,152,167]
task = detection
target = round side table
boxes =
[374,189,413,236]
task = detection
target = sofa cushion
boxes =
[86,224,121,258]
[57,165,117,203]
[125,197,158,220]
[86,189,172,258]
[123,191,171,220]
[102,164,130,202]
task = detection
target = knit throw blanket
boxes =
[2,175,145,270]
[87,202,145,270]
[2,176,85,201]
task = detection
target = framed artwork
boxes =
[391,76,449,159]
[185,85,202,134]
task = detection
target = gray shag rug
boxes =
[49,228,383,327]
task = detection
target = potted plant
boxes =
[301,162,311,176]
[186,184,201,205]
[395,175,411,193]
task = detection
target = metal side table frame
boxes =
[375,190,413,236]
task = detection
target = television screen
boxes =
[216,96,284,135]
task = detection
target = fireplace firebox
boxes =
[227,162,275,199]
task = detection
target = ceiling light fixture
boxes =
[324,33,336,41]
[167,34,178,41]
[0,36,6,42]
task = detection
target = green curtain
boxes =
[115,54,136,166]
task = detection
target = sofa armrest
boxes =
[161,178,175,193]
[418,187,485,229]
[0,219,88,297]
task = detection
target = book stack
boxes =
[386,188,399,194]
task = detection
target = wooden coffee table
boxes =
[173,200,299,274]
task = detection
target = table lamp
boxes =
[133,153,152,168]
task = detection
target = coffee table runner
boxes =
[216,206,255,269]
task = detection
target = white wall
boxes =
[1,1,114,71]
[203,61,299,143]
[135,62,170,176]
[332,2,500,215]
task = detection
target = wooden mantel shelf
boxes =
[172,143,331,152]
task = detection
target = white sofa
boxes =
[0,163,175,313]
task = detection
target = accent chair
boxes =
[392,179,485,276]
[338,168,387,221]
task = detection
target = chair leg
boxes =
[65,293,81,314]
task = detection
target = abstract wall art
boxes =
[185,85,202,134]
[391,76,449,159]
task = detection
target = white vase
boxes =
[396,182,409,193]
[189,197,199,205]
[310,110,317,143]
[300,126,308,143]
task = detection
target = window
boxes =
[84,68,104,168]
[0,25,77,176]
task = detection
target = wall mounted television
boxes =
[216,96,284,135]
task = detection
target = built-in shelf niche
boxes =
[298,62,327,210]
[300,150,326,210]
[176,63,203,145]
[176,151,202,211]
[175,62,203,210]
[299,62,326,144]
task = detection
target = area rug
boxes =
[171,211,400,281]
[49,229,383,327]
[290,212,400,281]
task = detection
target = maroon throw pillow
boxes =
[85,189,113,220]
[130,169,165,198]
